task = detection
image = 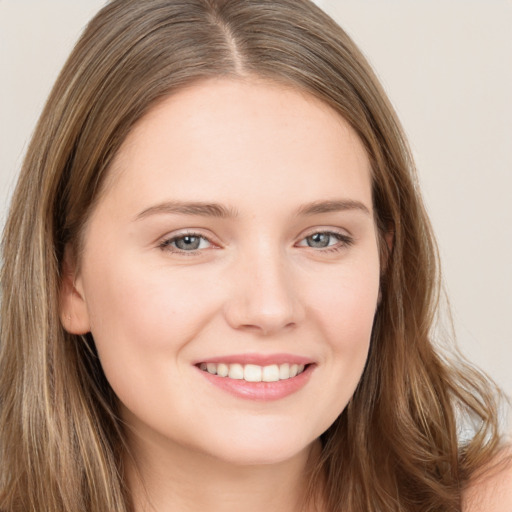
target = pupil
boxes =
[308,233,329,248]
[176,236,200,250]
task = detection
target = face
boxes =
[61,78,381,467]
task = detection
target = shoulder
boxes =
[462,445,512,512]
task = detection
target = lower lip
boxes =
[197,365,315,401]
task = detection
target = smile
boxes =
[195,354,315,401]
[199,362,306,382]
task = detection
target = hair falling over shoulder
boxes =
[0,0,506,510]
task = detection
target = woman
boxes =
[0,0,509,510]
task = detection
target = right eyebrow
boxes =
[135,201,239,221]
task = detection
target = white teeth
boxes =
[244,364,262,382]
[228,363,244,380]
[200,362,307,381]
[279,363,290,380]
[217,363,229,377]
[262,364,280,382]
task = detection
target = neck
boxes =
[125,430,323,512]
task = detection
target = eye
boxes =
[296,231,353,250]
[160,233,213,253]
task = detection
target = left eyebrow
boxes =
[296,199,371,217]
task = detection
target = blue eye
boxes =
[161,234,212,252]
[305,232,335,248]
[297,231,353,250]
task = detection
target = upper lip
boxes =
[195,353,314,366]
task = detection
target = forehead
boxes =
[100,77,372,216]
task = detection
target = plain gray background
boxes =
[1,1,511,409]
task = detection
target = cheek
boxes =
[79,255,224,402]
[303,254,379,414]
[80,257,228,428]
[83,257,219,348]
[307,258,380,349]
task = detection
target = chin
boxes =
[198,423,321,467]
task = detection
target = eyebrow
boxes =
[135,201,239,220]
[296,199,371,216]
[135,198,371,221]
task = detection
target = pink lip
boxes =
[196,353,313,366]
[195,359,316,402]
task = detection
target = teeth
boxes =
[262,364,280,382]
[279,363,290,380]
[217,363,229,377]
[228,363,244,380]
[244,364,262,382]
[199,362,307,382]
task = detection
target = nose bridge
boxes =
[224,240,303,335]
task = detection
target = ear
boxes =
[59,245,91,335]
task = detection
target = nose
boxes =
[223,246,305,336]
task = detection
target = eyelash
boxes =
[159,230,354,255]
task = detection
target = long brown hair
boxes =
[0,0,503,510]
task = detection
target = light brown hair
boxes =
[0,0,503,510]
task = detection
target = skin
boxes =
[463,447,512,512]
[60,78,382,511]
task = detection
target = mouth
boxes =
[194,354,315,400]
[197,362,308,382]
